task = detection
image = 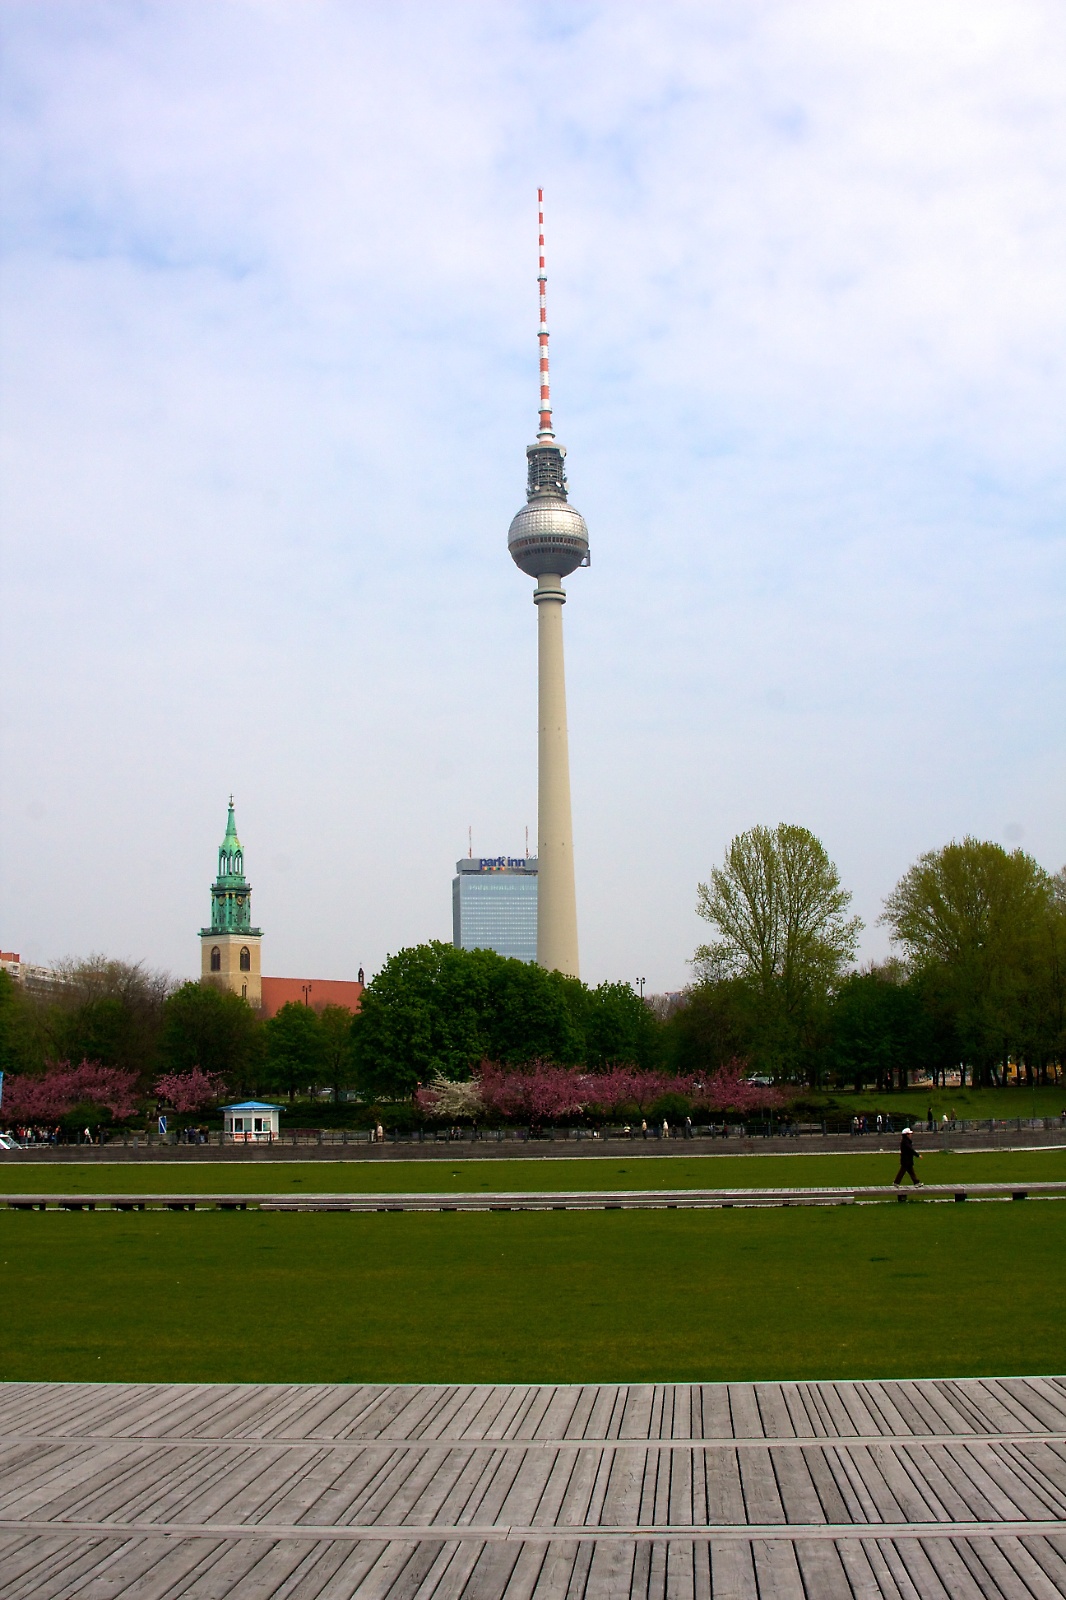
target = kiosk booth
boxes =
[222,1101,281,1143]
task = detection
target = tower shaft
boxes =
[535,575,579,976]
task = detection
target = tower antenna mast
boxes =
[537,188,553,441]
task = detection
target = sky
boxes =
[1,0,1064,993]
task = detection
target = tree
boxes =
[694,824,862,1078]
[153,1068,227,1113]
[158,982,263,1092]
[0,957,172,1085]
[575,981,662,1070]
[827,964,925,1092]
[351,943,581,1099]
[264,1003,325,1100]
[319,1005,357,1103]
[882,839,1050,1085]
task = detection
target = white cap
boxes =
[902,1127,912,1134]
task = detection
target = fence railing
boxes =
[69,1114,1066,1149]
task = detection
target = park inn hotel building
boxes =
[452,856,538,964]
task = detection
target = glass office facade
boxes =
[452,858,538,963]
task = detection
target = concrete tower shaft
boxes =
[508,190,586,978]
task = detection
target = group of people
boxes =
[3,1123,62,1145]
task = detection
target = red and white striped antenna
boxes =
[537,188,554,440]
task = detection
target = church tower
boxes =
[200,798,263,1007]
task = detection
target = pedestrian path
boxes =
[4,1180,1066,1210]
[2,1378,1064,1596]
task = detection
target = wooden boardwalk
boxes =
[5,1181,1066,1211]
[1,1379,1065,1597]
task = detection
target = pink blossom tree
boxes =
[153,1068,227,1113]
[2,1061,141,1121]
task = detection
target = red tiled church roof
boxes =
[259,977,363,1019]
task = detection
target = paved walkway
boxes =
[2,1378,1065,1596]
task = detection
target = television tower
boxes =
[508,190,589,977]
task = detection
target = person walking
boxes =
[894,1127,923,1186]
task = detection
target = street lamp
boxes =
[301,983,313,1006]
[637,977,645,1000]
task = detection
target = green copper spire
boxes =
[201,798,262,938]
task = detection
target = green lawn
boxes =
[1,1204,1062,1384]
[1,1147,1065,1194]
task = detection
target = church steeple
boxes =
[204,798,260,935]
[216,796,245,886]
[200,798,263,1006]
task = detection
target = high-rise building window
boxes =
[240,946,251,972]
[210,947,221,972]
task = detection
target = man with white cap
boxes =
[894,1127,923,1187]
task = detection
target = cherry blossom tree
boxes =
[153,1068,227,1113]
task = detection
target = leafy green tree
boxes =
[264,1002,326,1101]
[694,824,862,1079]
[577,981,662,1070]
[882,839,1050,1086]
[158,982,263,1093]
[351,943,584,1099]
[0,969,39,1076]
[827,964,925,1092]
[319,1004,358,1103]
[663,978,757,1078]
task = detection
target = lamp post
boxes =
[301,983,313,1007]
[637,977,646,1000]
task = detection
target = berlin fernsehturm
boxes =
[507,191,589,977]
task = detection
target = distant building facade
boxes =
[452,856,538,963]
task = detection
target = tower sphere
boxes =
[508,495,589,578]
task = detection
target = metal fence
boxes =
[87,1115,1066,1149]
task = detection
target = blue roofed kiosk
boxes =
[222,1101,281,1143]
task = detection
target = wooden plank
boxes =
[821,1444,881,1523]
[667,1441,694,1528]
[457,1538,522,1600]
[664,1536,695,1600]
[737,1447,784,1525]
[995,1379,1066,1433]
[707,1539,758,1600]
[726,1387,763,1441]
[945,1440,1051,1520]
[769,1448,826,1526]
[69,1534,230,1600]
[251,1536,365,1600]
[1018,1534,1066,1595]
[834,1538,897,1600]
[795,1536,882,1600]
[475,1449,544,1528]
[751,1385,794,1441]
[918,1536,1009,1600]
[696,1384,733,1442]
[597,1447,649,1528]
[172,1533,319,1600]
[897,1444,990,1523]
[702,1448,747,1525]
[583,1535,635,1599]
[879,1537,956,1600]
[2,1532,123,1600]
[646,1535,668,1599]
[956,1535,1057,1600]
[618,1386,656,1440]
[529,1539,582,1600]
[800,1452,857,1523]
[749,1537,806,1599]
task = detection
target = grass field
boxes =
[1,1201,1063,1385]
[0,1147,1064,1194]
